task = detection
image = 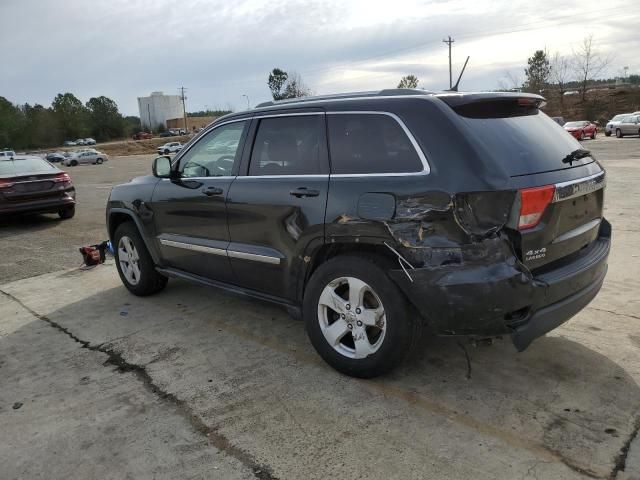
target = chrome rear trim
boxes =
[553,171,605,203]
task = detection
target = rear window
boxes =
[0,158,55,175]
[455,108,592,177]
[327,113,423,174]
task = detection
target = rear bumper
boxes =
[389,219,611,350]
[0,190,76,215]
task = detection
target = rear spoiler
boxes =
[436,93,547,118]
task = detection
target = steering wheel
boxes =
[212,155,235,176]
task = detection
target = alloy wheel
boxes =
[317,276,386,359]
[118,235,141,285]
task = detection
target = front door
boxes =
[226,112,329,300]
[150,119,250,283]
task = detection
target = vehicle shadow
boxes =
[3,276,638,479]
[0,213,66,233]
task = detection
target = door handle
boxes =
[202,186,223,196]
[290,187,320,198]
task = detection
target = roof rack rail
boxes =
[255,88,433,108]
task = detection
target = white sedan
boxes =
[63,150,109,166]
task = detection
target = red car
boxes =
[563,121,597,140]
[132,131,153,140]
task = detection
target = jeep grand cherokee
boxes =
[106,90,610,378]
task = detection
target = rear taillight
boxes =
[518,185,555,230]
[54,173,71,183]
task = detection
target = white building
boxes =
[137,91,183,130]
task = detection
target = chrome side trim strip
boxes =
[553,171,606,203]
[252,112,325,119]
[227,250,281,265]
[552,218,601,244]
[159,239,227,257]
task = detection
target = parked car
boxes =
[1,155,75,218]
[605,114,631,136]
[563,120,597,140]
[613,115,640,138]
[107,90,610,378]
[45,152,66,163]
[84,138,96,145]
[63,150,109,166]
[159,131,174,138]
[0,149,16,158]
[132,132,153,140]
[63,140,76,146]
[75,139,87,146]
[157,142,183,155]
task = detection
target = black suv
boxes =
[106,90,610,378]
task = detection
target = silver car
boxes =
[63,150,109,166]
[614,115,640,138]
[605,114,630,136]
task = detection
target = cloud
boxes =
[0,0,637,115]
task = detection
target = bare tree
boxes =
[283,71,312,98]
[398,75,419,89]
[497,70,523,91]
[550,52,571,106]
[572,35,611,101]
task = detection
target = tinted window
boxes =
[457,111,593,176]
[327,114,422,174]
[249,115,323,176]
[180,121,247,177]
[0,158,55,175]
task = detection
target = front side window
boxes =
[249,115,324,176]
[179,121,247,178]
[327,113,423,175]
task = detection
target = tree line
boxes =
[0,93,141,150]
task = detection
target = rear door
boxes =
[450,97,605,270]
[150,119,250,283]
[226,112,329,299]
[622,115,639,135]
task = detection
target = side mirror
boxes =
[152,156,172,178]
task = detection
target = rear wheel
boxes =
[114,222,167,296]
[96,158,103,164]
[579,131,585,140]
[304,255,418,378]
[164,149,170,154]
[591,130,596,139]
[58,206,75,219]
[71,160,78,166]
[616,129,623,138]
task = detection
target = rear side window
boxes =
[249,115,324,176]
[327,113,423,175]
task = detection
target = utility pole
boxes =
[442,36,455,89]
[147,103,151,132]
[179,86,188,132]
[242,94,250,110]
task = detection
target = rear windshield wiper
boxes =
[562,149,591,165]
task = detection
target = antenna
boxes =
[450,56,470,92]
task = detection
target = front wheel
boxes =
[605,131,611,137]
[580,131,585,140]
[616,129,623,138]
[164,149,170,154]
[71,160,78,166]
[114,222,167,296]
[591,131,596,139]
[304,255,418,378]
[96,158,103,164]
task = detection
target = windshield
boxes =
[611,114,628,122]
[0,158,56,176]
[457,110,593,177]
[563,121,585,127]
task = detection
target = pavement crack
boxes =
[587,306,640,322]
[610,416,640,479]
[0,289,278,480]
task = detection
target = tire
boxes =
[580,131,585,140]
[58,206,75,219]
[303,255,418,378]
[113,222,167,296]
[591,131,596,139]
[605,131,611,137]
[96,158,103,164]
[71,160,78,166]
[164,149,170,155]
[616,129,623,138]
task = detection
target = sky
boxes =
[1,0,638,116]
